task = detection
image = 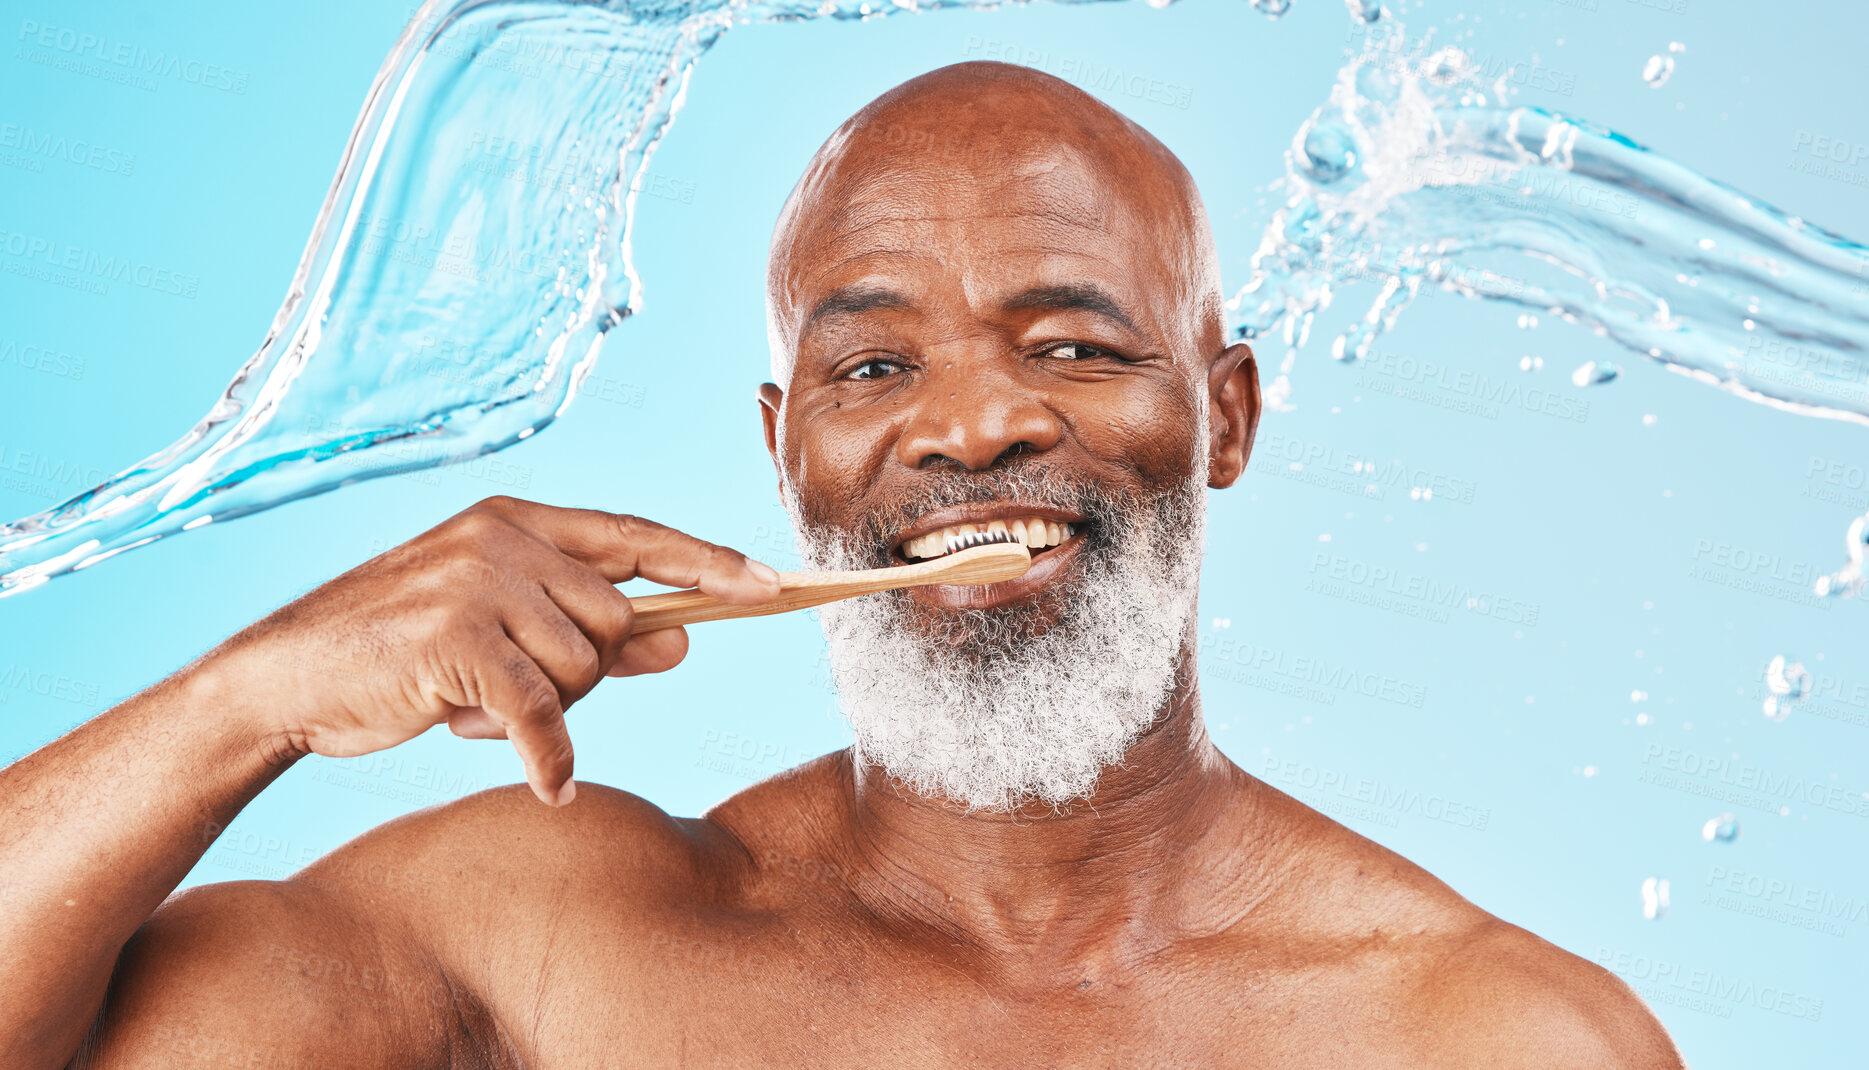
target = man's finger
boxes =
[502,587,605,706]
[470,636,576,806]
[535,556,638,672]
[606,625,690,677]
[474,497,782,604]
[447,707,508,739]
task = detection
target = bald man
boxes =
[0,63,1683,1068]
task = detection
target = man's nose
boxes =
[895,361,1064,470]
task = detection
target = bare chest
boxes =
[487,914,1421,1070]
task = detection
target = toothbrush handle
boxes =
[625,542,1030,635]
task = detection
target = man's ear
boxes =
[1206,342,1259,489]
[757,382,785,495]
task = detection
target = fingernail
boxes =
[748,560,781,586]
[555,779,578,807]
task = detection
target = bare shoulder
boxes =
[1407,918,1685,1069]
[1237,783,1682,1068]
[82,781,751,1067]
[292,778,752,938]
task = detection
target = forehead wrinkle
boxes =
[769,62,1226,384]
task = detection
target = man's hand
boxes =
[211,496,782,806]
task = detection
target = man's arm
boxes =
[0,497,781,1069]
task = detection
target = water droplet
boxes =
[1251,0,1292,17]
[1668,41,1687,54]
[1297,120,1360,185]
[1643,54,1675,88]
[1518,355,1544,372]
[1765,654,1811,699]
[1571,360,1620,387]
[1642,413,1658,426]
[1641,877,1670,919]
[1516,313,1540,329]
[1631,690,1648,702]
[1343,0,1382,21]
[1701,814,1738,843]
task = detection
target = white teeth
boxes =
[905,516,1078,560]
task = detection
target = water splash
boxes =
[1231,19,1869,591]
[0,0,1022,596]
[6,4,1869,597]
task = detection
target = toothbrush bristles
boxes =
[943,529,1020,554]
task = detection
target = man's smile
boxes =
[888,501,1088,609]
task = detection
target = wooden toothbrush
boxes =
[626,530,1031,635]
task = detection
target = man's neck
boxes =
[834,639,1260,980]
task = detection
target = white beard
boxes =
[783,454,1208,813]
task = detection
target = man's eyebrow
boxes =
[803,284,915,333]
[1001,283,1140,334]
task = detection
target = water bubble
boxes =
[1343,0,1382,21]
[1297,120,1360,185]
[1516,313,1540,329]
[1518,355,1544,372]
[1814,512,1868,598]
[1765,654,1811,699]
[1669,41,1687,54]
[1251,0,1292,18]
[1424,47,1469,86]
[1631,690,1648,702]
[1701,814,1739,843]
[1571,360,1620,386]
[1643,54,1675,88]
[1641,877,1670,920]
[1642,413,1658,426]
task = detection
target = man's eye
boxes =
[844,358,902,381]
[1047,343,1114,361]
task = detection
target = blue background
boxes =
[2,0,1865,1063]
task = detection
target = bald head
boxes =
[765,61,1227,386]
